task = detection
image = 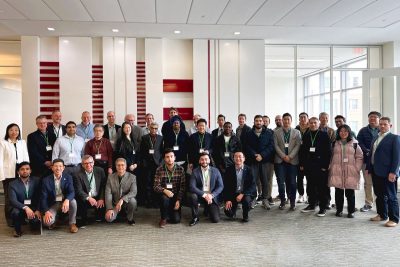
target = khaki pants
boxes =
[362,164,373,206]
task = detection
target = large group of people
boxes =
[0,107,399,237]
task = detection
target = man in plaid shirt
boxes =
[154,148,186,228]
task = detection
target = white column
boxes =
[113,37,127,122]
[125,38,137,116]
[193,39,209,123]
[102,37,116,121]
[59,37,92,122]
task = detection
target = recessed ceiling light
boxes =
[174,30,181,34]
[112,29,119,33]
[47,27,55,31]
[234,31,241,35]
[63,40,69,44]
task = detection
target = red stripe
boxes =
[40,84,59,89]
[40,92,59,97]
[92,65,103,68]
[163,79,193,92]
[40,99,59,104]
[40,107,59,112]
[93,85,103,88]
[40,69,59,74]
[92,75,103,79]
[93,100,103,104]
[40,77,59,82]
[40,61,59,67]
[92,70,102,74]
[93,105,103,109]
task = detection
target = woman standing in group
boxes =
[114,122,139,174]
[328,125,363,218]
[0,123,30,226]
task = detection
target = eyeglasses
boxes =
[83,161,94,165]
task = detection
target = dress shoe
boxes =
[48,223,56,230]
[189,217,199,226]
[159,219,167,228]
[242,217,249,223]
[128,219,136,225]
[347,213,354,218]
[335,211,343,217]
[370,215,386,222]
[289,205,296,211]
[385,221,398,227]
[13,230,22,237]
[69,224,78,233]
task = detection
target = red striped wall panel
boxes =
[39,61,60,119]
[137,62,146,127]
[92,65,104,124]
[163,79,193,92]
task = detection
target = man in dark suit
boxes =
[139,122,163,207]
[211,114,225,139]
[74,155,107,227]
[103,111,121,149]
[40,158,78,233]
[27,115,57,177]
[46,110,66,139]
[236,113,252,145]
[9,162,41,237]
[188,152,224,226]
[223,152,256,222]
[367,116,400,227]
[188,118,214,169]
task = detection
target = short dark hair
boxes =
[336,125,353,142]
[368,111,381,118]
[52,158,65,166]
[254,115,263,121]
[163,148,175,157]
[262,115,270,119]
[238,113,247,119]
[223,121,232,127]
[4,123,21,140]
[334,115,346,122]
[65,121,76,127]
[197,118,207,126]
[35,115,47,121]
[299,112,309,118]
[217,114,225,120]
[169,107,178,112]
[380,116,391,123]
[17,161,31,172]
[199,152,210,158]
[282,113,292,120]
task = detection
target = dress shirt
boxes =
[201,166,211,193]
[76,123,94,141]
[371,131,390,164]
[84,138,113,168]
[54,176,62,196]
[86,171,97,197]
[235,166,244,192]
[52,135,85,165]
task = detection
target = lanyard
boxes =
[199,134,205,148]
[83,124,90,139]
[88,172,94,190]
[310,130,319,147]
[109,126,115,139]
[165,164,176,183]
[94,139,103,154]
[68,136,75,153]
[283,129,291,143]
[54,126,61,138]
[149,136,156,149]
[41,132,49,145]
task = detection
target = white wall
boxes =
[0,87,22,138]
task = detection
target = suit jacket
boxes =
[236,124,252,144]
[273,127,302,165]
[105,172,137,210]
[367,132,400,177]
[163,129,189,162]
[47,123,66,139]
[211,128,224,139]
[213,134,241,170]
[40,173,75,213]
[243,127,275,164]
[189,166,224,202]
[27,130,57,176]
[299,130,332,171]
[223,165,256,201]
[139,134,163,168]
[9,176,41,211]
[103,124,121,140]
[74,165,106,202]
[188,132,214,165]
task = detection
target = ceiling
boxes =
[1,0,400,44]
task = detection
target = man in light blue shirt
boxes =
[76,111,94,141]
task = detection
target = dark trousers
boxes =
[335,188,355,213]
[224,195,252,219]
[2,178,16,226]
[139,164,159,207]
[306,168,329,210]
[372,171,399,223]
[77,198,105,224]
[275,162,298,205]
[188,193,220,223]
[94,160,109,177]
[159,194,181,223]
[297,166,306,196]
[10,208,40,233]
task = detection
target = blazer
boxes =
[242,127,275,164]
[105,172,137,210]
[273,127,302,165]
[299,130,332,171]
[27,130,57,176]
[223,165,256,201]
[9,176,41,211]
[188,132,214,165]
[367,132,400,177]
[74,165,106,202]
[46,123,66,139]
[117,125,142,151]
[357,125,379,164]
[163,129,189,162]
[211,128,223,139]
[161,116,186,137]
[236,124,252,144]
[0,139,30,181]
[213,134,241,170]
[40,173,75,213]
[189,166,224,202]
[139,134,163,168]
[103,124,121,140]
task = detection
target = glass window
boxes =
[333,47,367,68]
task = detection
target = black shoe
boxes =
[289,205,296,211]
[189,217,199,226]
[347,213,355,218]
[335,211,343,217]
[301,205,315,213]
[256,195,263,202]
[242,217,249,223]
[279,202,286,210]
[13,230,22,238]
[317,209,326,217]
[325,205,332,210]
[128,219,136,225]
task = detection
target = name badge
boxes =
[343,158,349,163]
[46,145,52,151]
[24,199,31,205]
[173,146,179,151]
[69,153,74,157]
[224,152,230,158]
[199,148,204,153]
[166,183,173,189]
[85,139,90,143]
[132,150,136,155]
[149,149,155,154]
[284,143,289,148]
[309,147,316,152]
[56,195,63,202]
[95,154,101,159]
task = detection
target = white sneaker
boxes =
[296,195,305,203]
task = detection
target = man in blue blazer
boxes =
[223,152,256,222]
[40,158,78,233]
[367,117,400,227]
[9,162,41,237]
[188,152,224,226]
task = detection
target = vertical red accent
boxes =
[136,62,146,127]
[92,65,104,124]
[39,61,60,118]
[207,40,211,124]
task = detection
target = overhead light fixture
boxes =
[112,29,119,33]
[47,27,55,31]
[63,40,69,44]
[118,40,124,44]
[174,30,181,34]
[234,31,241,35]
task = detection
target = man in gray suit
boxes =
[105,158,137,225]
[274,113,302,211]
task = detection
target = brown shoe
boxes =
[159,219,167,228]
[70,223,78,233]
[13,230,22,238]
[48,223,56,230]
[370,215,385,222]
[385,221,398,227]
